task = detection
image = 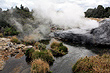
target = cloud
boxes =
[0,0,110,11]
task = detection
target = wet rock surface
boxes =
[52,19,110,46]
[0,37,32,71]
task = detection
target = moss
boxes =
[51,42,68,56]
[31,59,49,73]
[72,54,110,73]
[32,50,54,65]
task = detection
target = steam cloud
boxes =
[9,0,99,41]
[32,0,99,29]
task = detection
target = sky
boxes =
[0,0,110,11]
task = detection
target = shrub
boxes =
[51,41,68,56]
[22,39,36,46]
[34,42,46,50]
[72,54,110,73]
[34,42,40,47]
[51,41,60,48]
[0,33,3,37]
[25,48,35,58]
[38,43,46,50]
[11,36,20,44]
[32,50,54,65]
[4,27,19,36]
[31,59,49,73]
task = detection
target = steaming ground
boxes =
[10,0,99,41]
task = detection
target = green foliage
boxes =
[25,45,54,65]
[4,27,19,36]
[25,48,35,58]
[51,42,68,56]
[0,20,19,36]
[32,50,54,65]
[85,5,110,18]
[59,46,68,52]
[38,43,46,50]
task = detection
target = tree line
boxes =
[85,5,110,18]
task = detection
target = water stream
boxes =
[1,39,110,73]
[50,43,96,73]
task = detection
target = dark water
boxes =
[0,55,30,73]
[50,44,96,73]
[1,39,110,73]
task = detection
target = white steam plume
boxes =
[8,0,99,41]
[32,0,99,30]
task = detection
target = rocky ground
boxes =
[0,38,33,71]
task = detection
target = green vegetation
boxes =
[72,54,110,73]
[31,59,50,73]
[4,27,19,36]
[32,50,54,65]
[0,33,3,37]
[25,48,35,58]
[0,21,19,36]
[11,36,20,44]
[51,41,68,56]
[34,42,46,50]
[85,5,110,18]
[25,43,54,65]
[0,4,33,37]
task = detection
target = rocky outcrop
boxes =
[52,19,110,46]
[0,37,33,70]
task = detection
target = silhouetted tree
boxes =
[85,5,110,18]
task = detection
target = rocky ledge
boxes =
[51,19,110,46]
[0,38,33,71]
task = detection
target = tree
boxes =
[20,4,24,10]
[0,8,2,12]
[96,5,104,18]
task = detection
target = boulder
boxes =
[51,19,110,46]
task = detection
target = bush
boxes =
[25,48,35,58]
[34,42,46,50]
[22,40,36,46]
[51,42,68,56]
[32,50,54,65]
[11,36,20,44]
[0,33,3,37]
[72,54,110,73]
[31,59,49,73]
[4,27,19,36]
[51,41,61,48]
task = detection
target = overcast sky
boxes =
[0,0,110,11]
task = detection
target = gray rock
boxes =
[52,19,110,46]
[23,46,33,50]
[0,60,5,71]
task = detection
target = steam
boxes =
[32,0,99,30]
[8,0,99,41]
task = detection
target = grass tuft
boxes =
[72,54,110,73]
